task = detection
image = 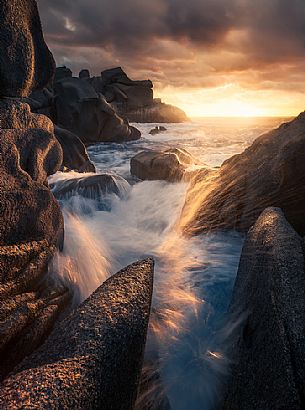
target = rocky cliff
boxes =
[91,66,188,123]
[182,112,305,236]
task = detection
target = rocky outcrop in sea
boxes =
[27,65,187,148]
[88,66,188,123]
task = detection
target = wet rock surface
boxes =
[51,173,130,201]
[184,112,305,235]
[0,259,154,409]
[131,148,206,182]
[223,208,305,409]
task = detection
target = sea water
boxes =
[49,116,289,409]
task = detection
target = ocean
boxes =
[49,116,289,409]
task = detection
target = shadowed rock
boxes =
[131,148,206,182]
[0,0,55,97]
[79,69,90,79]
[93,67,187,123]
[54,126,96,173]
[54,76,141,144]
[26,86,55,118]
[0,259,154,409]
[51,173,130,201]
[223,208,305,409]
[149,126,167,135]
[54,66,72,83]
[184,112,305,236]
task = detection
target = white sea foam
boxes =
[50,117,284,408]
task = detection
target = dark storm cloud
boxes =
[37,0,305,90]
[38,0,235,47]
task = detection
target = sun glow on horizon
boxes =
[155,83,304,118]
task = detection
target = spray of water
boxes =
[49,170,243,409]
[51,210,112,303]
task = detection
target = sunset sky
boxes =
[38,0,305,117]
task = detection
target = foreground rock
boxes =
[0,242,71,380]
[131,148,207,182]
[0,0,71,378]
[51,173,130,201]
[223,208,305,409]
[0,259,154,409]
[183,113,305,235]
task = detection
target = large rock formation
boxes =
[223,208,305,409]
[54,75,141,144]
[0,0,71,379]
[89,67,188,123]
[0,0,55,97]
[0,259,154,409]
[183,113,305,236]
[131,148,207,182]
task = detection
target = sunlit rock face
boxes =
[0,259,154,409]
[131,148,210,182]
[0,0,55,97]
[223,208,305,409]
[183,112,305,236]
